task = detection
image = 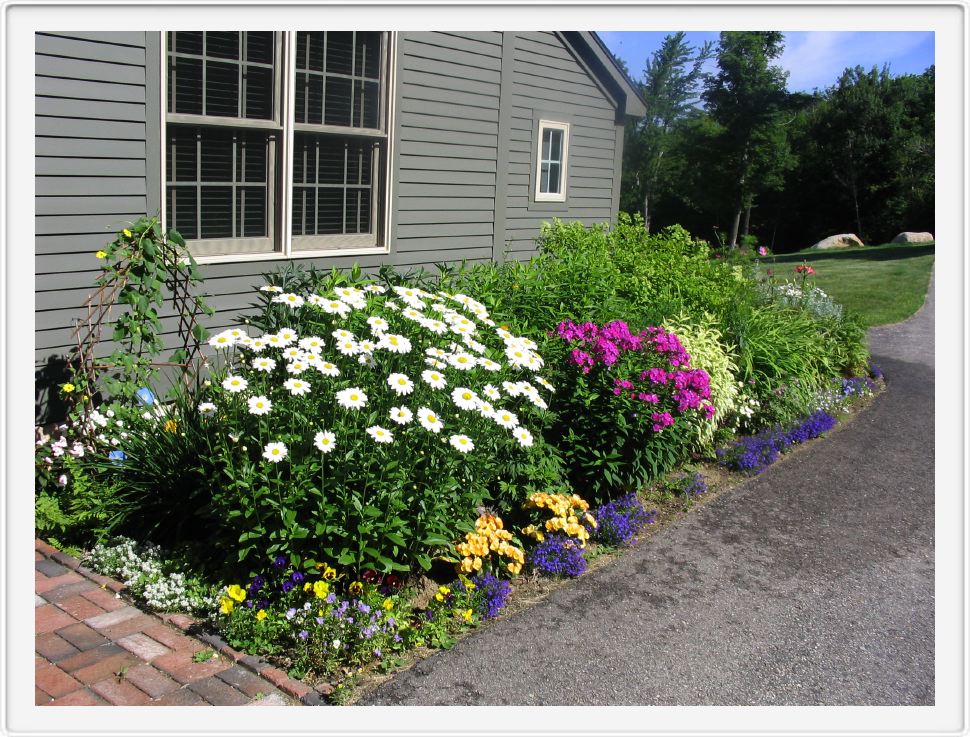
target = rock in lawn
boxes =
[891,231,934,244]
[810,234,864,249]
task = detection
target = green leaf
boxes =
[415,554,432,571]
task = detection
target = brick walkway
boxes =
[35,539,328,706]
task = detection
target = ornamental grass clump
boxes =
[589,493,654,546]
[453,513,525,576]
[185,278,557,574]
[551,319,716,501]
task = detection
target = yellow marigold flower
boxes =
[461,609,473,622]
[255,609,267,621]
[313,581,330,599]
[95,250,108,259]
[383,598,394,611]
[122,228,132,238]
[219,597,234,614]
[61,383,76,394]
[348,581,363,595]
[226,584,246,603]
[163,419,178,433]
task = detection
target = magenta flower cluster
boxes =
[556,320,716,432]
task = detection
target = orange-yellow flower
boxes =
[255,609,268,621]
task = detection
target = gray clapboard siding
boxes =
[35,31,150,378]
[502,32,619,253]
[392,32,501,265]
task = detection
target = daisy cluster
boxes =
[200,282,554,464]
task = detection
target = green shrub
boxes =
[186,278,561,574]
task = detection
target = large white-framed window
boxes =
[162,31,393,262]
[534,119,569,202]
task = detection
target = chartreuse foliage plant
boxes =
[192,280,559,574]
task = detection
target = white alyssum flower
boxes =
[314,431,336,453]
[273,292,305,308]
[387,373,415,396]
[451,387,479,411]
[389,406,413,425]
[283,377,311,396]
[366,425,394,444]
[222,375,248,393]
[417,407,443,433]
[449,434,474,453]
[262,442,288,463]
[248,395,272,416]
[336,387,368,410]
[252,356,277,373]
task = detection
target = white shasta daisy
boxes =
[335,387,368,410]
[513,428,534,447]
[417,407,443,433]
[389,406,414,425]
[366,425,394,444]
[262,442,288,462]
[451,387,479,411]
[283,377,311,396]
[378,333,412,354]
[273,292,304,308]
[387,373,415,396]
[247,395,272,416]
[222,375,248,393]
[421,370,447,389]
[314,431,336,453]
[252,356,277,373]
[449,434,474,453]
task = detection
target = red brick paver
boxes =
[35,539,306,706]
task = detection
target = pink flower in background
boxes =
[758,246,768,256]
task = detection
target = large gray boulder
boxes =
[891,231,934,244]
[810,233,864,250]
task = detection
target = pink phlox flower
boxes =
[650,411,675,432]
[702,403,716,420]
[647,368,668,385]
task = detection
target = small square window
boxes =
[535,120,569,202]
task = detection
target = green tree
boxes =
[805,64,934,242]
[703,32,793,247]
[622,32,714,232]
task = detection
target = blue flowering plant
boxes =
[589,492,656,546]
[530,534,588,577]
[454,573,513,620]
[717,410,838,475]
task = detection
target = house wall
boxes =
[34,30,629,422]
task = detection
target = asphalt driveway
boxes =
[363,275,935,706]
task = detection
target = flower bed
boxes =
[36,216,882,700]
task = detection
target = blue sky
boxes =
[597,31,935,93]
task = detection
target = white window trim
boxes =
[534,119,569,203]
[159,32,396,265]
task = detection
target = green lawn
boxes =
[766,242,935,327]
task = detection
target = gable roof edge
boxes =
[560,31,647,119]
